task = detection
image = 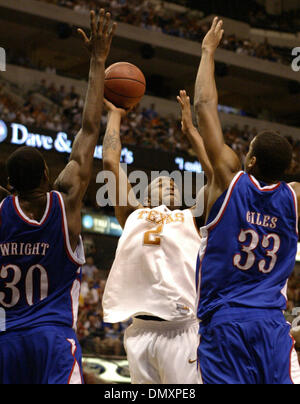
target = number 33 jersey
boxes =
[197,172,298,322]
[103,206,201,323]
[0,192,85,333]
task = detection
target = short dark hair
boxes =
[251,131,293,181]
[6,147,46,192]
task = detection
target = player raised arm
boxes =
[177,90,212,222]
[102,99,142,228]
[177,90,213,185]
[54,9,117,248]
[194,17,241,193]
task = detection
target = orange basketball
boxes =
[104,62,146,109]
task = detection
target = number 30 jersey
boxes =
[0,192,85,333]
[196,172,298,322]
[103,206,201,323]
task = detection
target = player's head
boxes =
[244,131,293,182]
[6,147,49,194]
[143,176,181,210]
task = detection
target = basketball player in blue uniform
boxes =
[194,17,300,384]
[0,10,116,384]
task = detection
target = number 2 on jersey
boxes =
[144,224,164,246]
[233,229,280,274]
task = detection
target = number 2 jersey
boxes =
[103,206,201,323]
[0,191,85,333]
[197,172,298,321]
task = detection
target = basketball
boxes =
[104,62,146,109]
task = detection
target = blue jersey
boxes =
[0,191,85,332]
[196,172,298,321]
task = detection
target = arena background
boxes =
[0,0,300,383]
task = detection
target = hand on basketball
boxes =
[77,9,117,61]
[103,98,127,118]
[177,90,195,135]
[202,17,224,53]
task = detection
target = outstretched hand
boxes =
[177,90,195,135]
[103,98,127,118]
[202,16,224,53]
[78,9,117,61]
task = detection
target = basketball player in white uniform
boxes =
[102,91,212,384]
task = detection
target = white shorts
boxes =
[124,318,202,385]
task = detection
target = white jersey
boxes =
[103,206,201,323]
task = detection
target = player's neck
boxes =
[18,188,48,202]
[249,173,279,186]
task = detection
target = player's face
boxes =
[149,178,181,210]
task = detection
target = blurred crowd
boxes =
[37,0,290,65]
[2,80,300,176]
[77,256,129,356]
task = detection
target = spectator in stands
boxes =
[36,0,292,66]
[82,255,99,280]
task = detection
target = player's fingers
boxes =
[180,90,190,105]
[90,10,97,36]
[108,22,117,42]
[177,96,184,107]
[106,22,117,51]
[180,90,187,102]
[215,20,223,33]
[103,98,113,110]
[211,16,219,31]
[77,28,89,44]
[103,12,111,35]
[97,8,105,35]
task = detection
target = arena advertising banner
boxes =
[0,120,203,174]
[82,212,122,237]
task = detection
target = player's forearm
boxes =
[69,57,105,168]
[194,49,225,165]
[81,57,105,138]
[185,125,213,184]
[103,111,122,170]
[194,49,218,108]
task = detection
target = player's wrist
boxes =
[201,46,216,56]
[90,54,106,65]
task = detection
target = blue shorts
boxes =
[0,325,83,384]
[198,308,300,385]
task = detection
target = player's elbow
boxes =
[81,120,100,137]
[194,97,218,113]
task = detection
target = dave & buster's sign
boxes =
[0,120,203,173]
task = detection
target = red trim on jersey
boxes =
[289,336,297,385]
[66,339,83,385]
[0,198,5,227]
[12,193,53,226]
[287,184,299,236]
[55,192,82,267]
[249,175,281,192]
